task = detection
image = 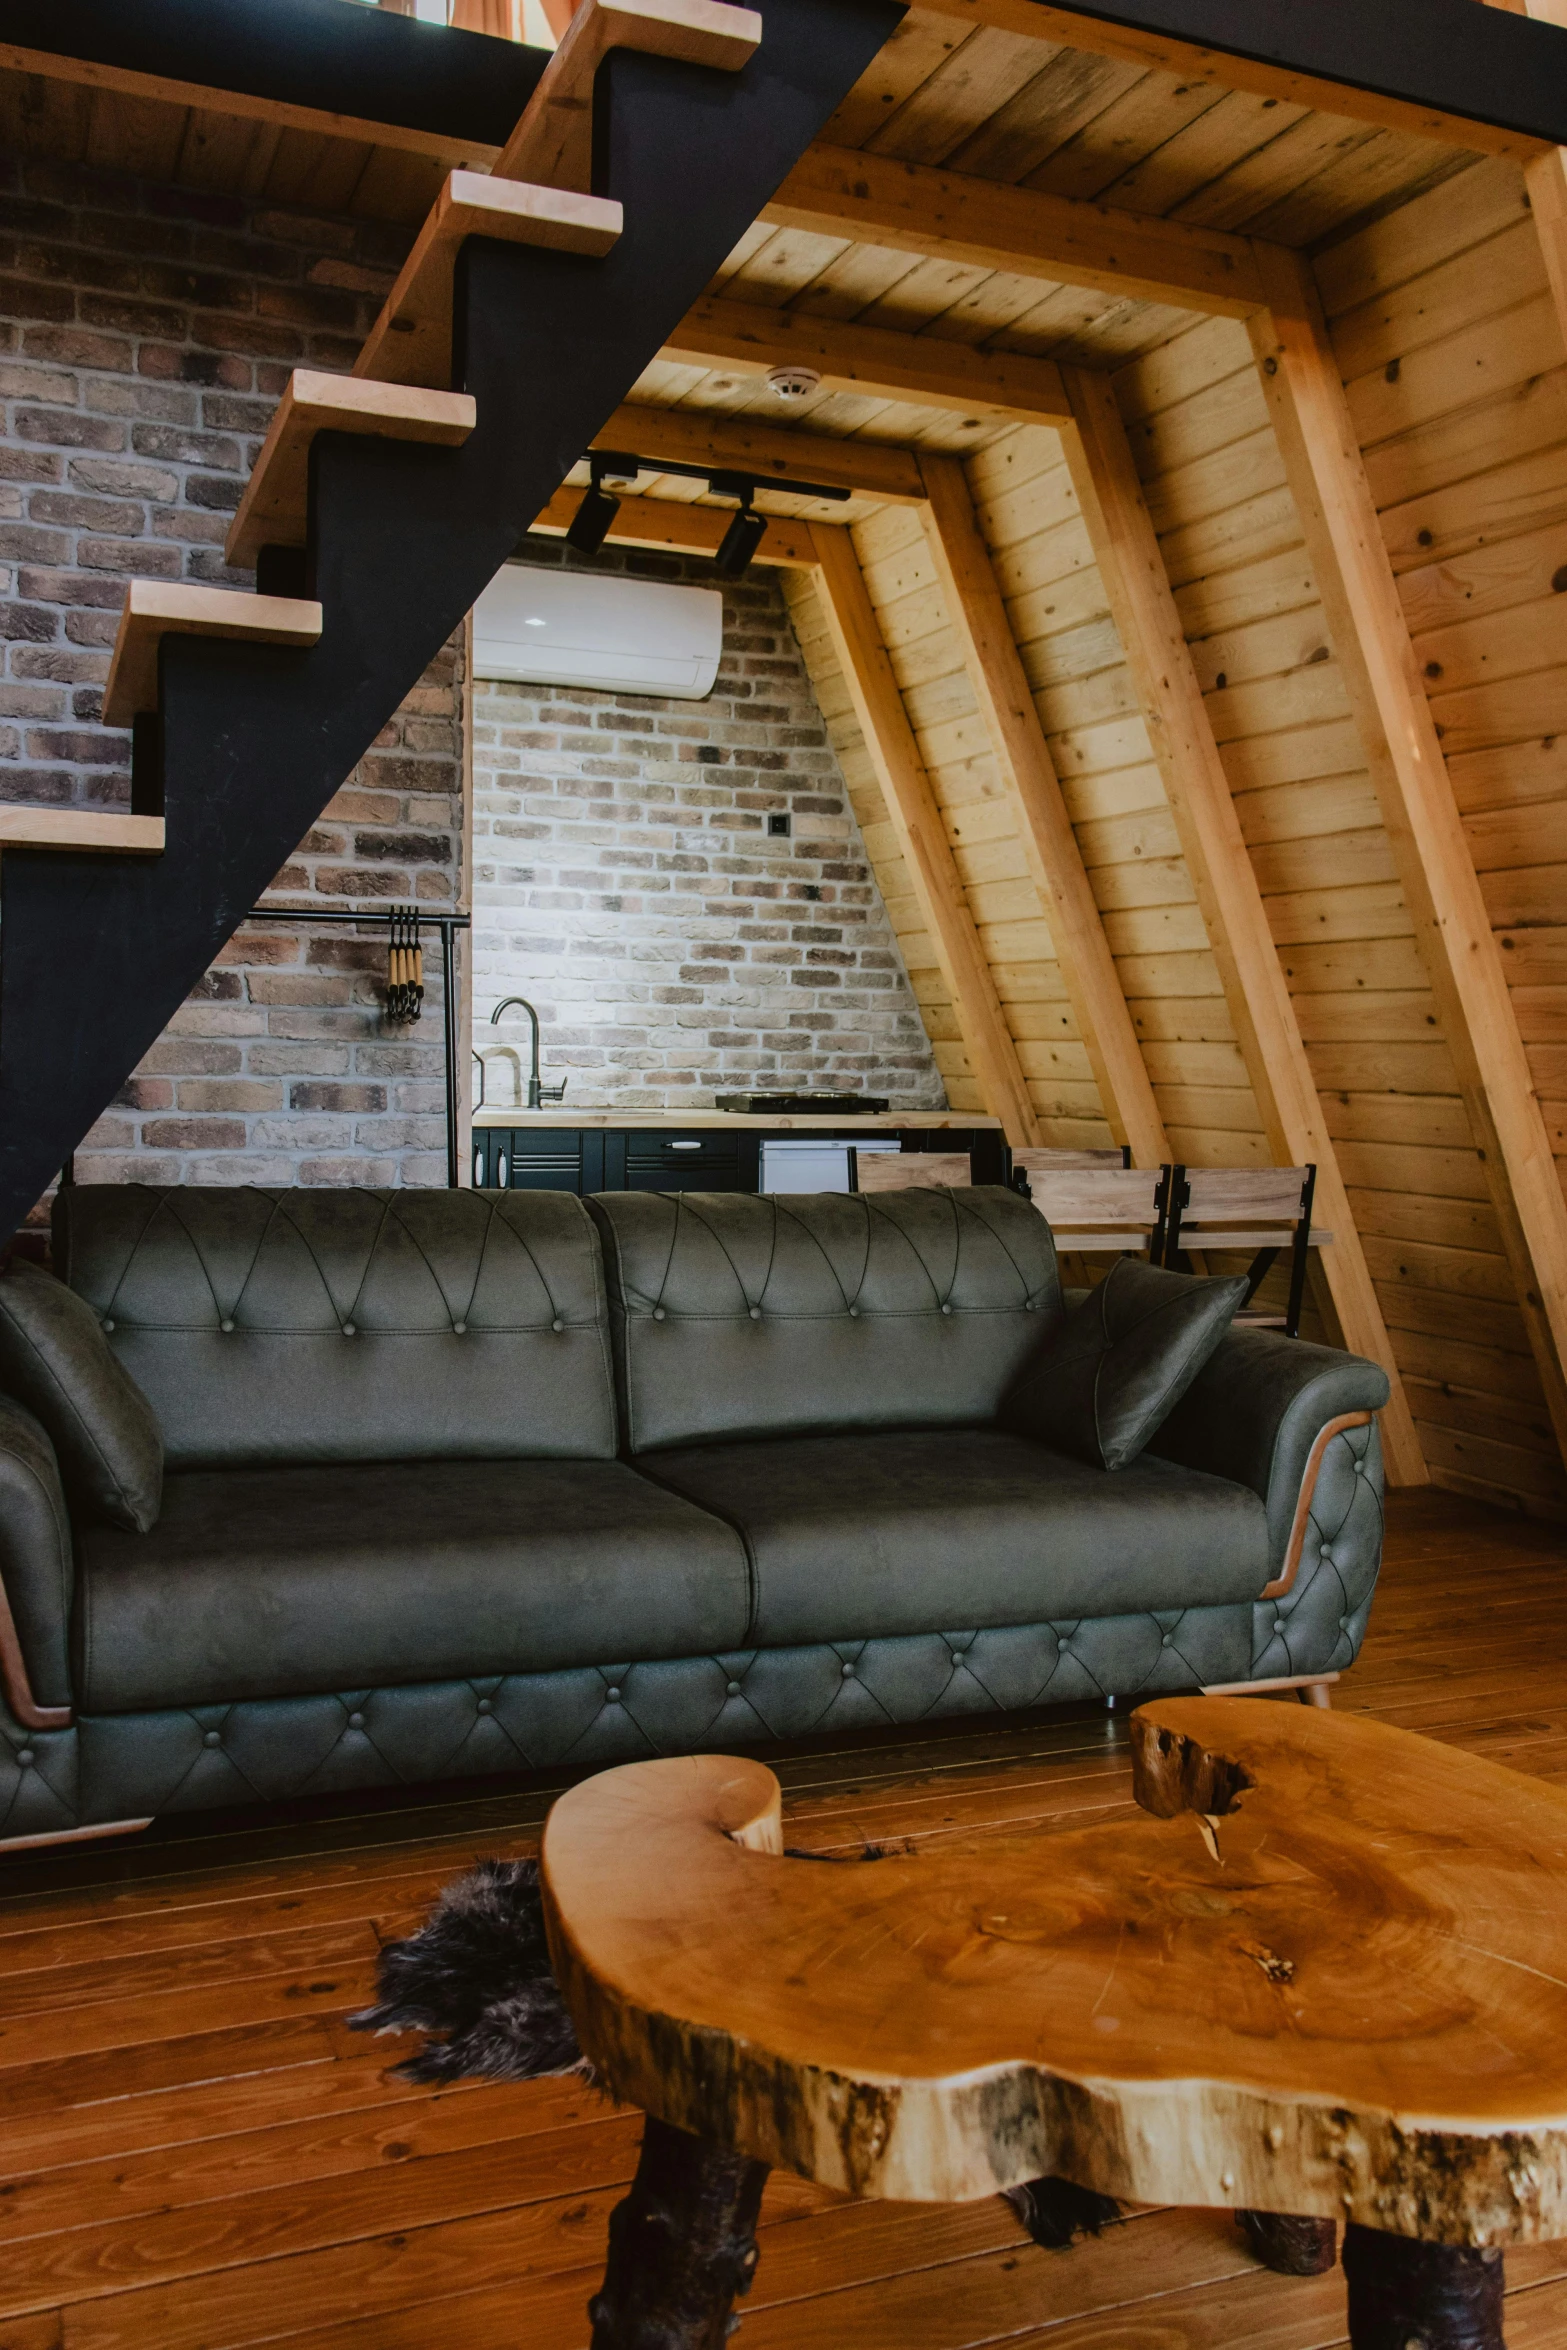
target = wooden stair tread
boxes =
[496,0,761,194]
[0,809,164,855]
[227,374,476,569]
[355,172,622,391]
[104,585,323,728]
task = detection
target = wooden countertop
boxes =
[471,1110,1000,1131]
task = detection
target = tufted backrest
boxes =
[52,1186,617,1468]
[587,1187,1061,1453]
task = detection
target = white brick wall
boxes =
[472,542,944,1112]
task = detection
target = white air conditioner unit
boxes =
[471,564,723,700]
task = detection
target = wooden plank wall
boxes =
[1311,154,1567,1519]
[783,154,1567,1515]
[783,574,981,1115]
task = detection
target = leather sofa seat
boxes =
[75,1459,750,1711]
[642,1428,1270,1650]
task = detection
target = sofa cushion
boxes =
[74,1459,749,1711]
[588,1187,1060,1452]
[641,1427,1270,1649]
[1002,1260,1248,1471]
[53,1186,618,1470]
[0,1264,163,1530]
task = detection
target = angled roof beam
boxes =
[662,298,1073,423]
[765,145,1265,319]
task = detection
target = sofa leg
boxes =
[0,1815,152,1858]
[1300,1682,1333,1710]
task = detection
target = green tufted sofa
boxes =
[0,1182,1389,1848]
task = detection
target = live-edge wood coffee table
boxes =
[540,1697,1567,2350]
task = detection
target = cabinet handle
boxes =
[667,1141,702,1151]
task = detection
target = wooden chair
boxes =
[1015,1163,1172,1258]
[1007,1144,1130,1203]
[851,1149,972,1193]
[1161,1165,1327,1337]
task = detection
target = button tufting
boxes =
[203,1730,222,1749]
[476,1697,493,1714]
[15,1748,33,1768]
[342,1323,356,1337]
[101,1318,114,1333]
[840,1660,855,1678]
[748,1307,761,1321]
[949,1652,963,1670]
[552,1319,564,1333]
[940,1303,952,1316]
[453,1321,466,1336]
[348,1711,365,1730]
[220,1318,234,1333]
[606,1686,621,1703]
[1354,1458,1364,1474]
[848,1305,860,1319]
[726,1681,742,1698]
[1161,1633,1173,1646]
[653,1308,666,1322]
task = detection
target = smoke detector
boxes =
[766,365,822,403]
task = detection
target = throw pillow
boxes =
[0,1264,163,1531]
[1002,1257,1247,1472]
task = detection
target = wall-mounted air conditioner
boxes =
[472,563,723,700]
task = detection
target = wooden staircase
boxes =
[0,0,898,1238]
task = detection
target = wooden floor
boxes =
[2,1491,1566,2350]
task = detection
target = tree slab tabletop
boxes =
[540,1698,1567,2242]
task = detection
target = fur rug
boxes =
[352,1852,1121,2252]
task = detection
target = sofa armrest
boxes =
[1149,1325,1390,1589]
[0,1393,74,1728]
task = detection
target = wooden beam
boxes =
[0,810,164,856]
[765,145,1266,320]
[530,484,821,565]
[901,0,1558,163]
[1502,5,1567,355]
[1247,243,1567,1473]
[590,405,929,504]
[494,0,759,192]
[918,454,1169,1168]
[809,525,1042,1146]
[1058,363,1426,1485]
[662,297,1073,424]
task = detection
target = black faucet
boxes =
[489,997,567,1111]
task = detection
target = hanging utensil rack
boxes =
[240,905,471,1187]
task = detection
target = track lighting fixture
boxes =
[714,500,768,580]
[565,459,624,556]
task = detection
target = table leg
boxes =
[1342,2223,1505,2349]
[1239,2210,1338,2274]
[589,2112,771,2350]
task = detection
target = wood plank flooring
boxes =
[1,1488,1563,2350]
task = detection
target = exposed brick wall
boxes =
[472,540,943,1111]
[0,153,465,1193]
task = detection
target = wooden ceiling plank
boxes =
[663,295,1074,421]
[588,405,930,501]
[810,525,1044,1142]
[902,0,1556,163]
[1058,361,1426,1482]
[921,452,1171,1162]
[764,143,1266,318]
[1248,240,1567,1471]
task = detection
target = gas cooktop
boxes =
[713,1093,891,1115]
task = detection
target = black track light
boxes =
[715,503,767,580]
[565,478,621,557]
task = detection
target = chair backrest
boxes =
[1010,1147,1129,1176]
[1168,1166,1314,1248]
[853,1150,972,1194]
[1020,1164,1169,1253]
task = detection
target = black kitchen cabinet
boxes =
[472,1127,1006,1193]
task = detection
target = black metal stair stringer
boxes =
[0,0,903,1235]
